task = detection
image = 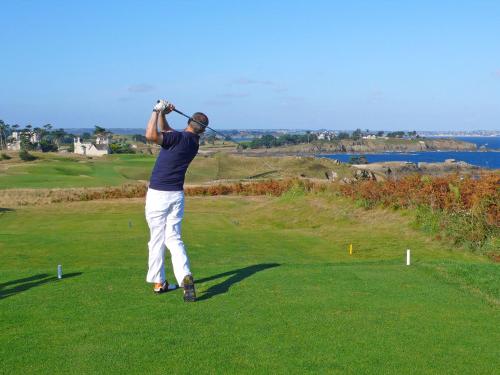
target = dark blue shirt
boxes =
[149,131,199,191]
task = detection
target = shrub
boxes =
[19,150,37,161]
[1,153,12,160]
[340,173,500,251]
[110,143,135,154]
[39,140,58,152]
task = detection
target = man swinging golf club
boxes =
[144,99,208,302]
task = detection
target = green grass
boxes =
[0,153,348,189]
[0,154,154,189]
[0,195,498,374]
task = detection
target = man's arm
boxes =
[145,111,163,145]
[158,112,174,133]
[145,101,175,145]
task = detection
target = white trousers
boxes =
[145,188,191,285]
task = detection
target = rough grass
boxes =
[1,195,498,374]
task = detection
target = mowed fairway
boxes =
[0,195,499,374]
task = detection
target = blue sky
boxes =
[1,1,499,130]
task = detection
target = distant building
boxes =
[11,131,40,143]
[74,134,110,156]
[362,135,377,139]
[7,131,41,151]
[316,130,336,140]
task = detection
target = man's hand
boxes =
[154,99,167,112]
[154,99,175,114]
[165,102,175,114]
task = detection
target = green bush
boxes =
[39,140,59,152]
[1,153,12,160]
[110,143,135,154]
[414,205,499,252]
[19,149,37,161]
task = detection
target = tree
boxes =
[337,132,350,140]
[41,124,53,140]
[249,134,277,148]
[0,120,8,150]
[94,125,107,135]
[377,131,384,137]
[20,132,35,150]
[352,128,362,140]
[39,139,58,152]
[52,128,66,147]
[387,131,405,138]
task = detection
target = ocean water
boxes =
[321,151,499,169]
[453,136,500,150]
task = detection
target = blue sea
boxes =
[320,137,500,169]
[453,136,500,150]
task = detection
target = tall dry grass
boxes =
[340,172,499,253]
[0,179,326,207]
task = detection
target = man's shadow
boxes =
[195,263,280,301]
[0,272,82,300]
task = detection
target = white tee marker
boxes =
[406,249,411,266]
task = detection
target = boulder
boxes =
[324,171,338,181]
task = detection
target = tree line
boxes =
[0,121,139,156]
[238,129,419,149]
[0,120,71,152]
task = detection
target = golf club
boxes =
[156,100,227,140]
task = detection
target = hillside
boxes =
[240,138,477,155]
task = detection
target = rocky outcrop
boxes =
[323,138,476,153]
[350,160,480,179]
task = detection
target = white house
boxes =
[7,131,41,150]
[74,134,110,156]
[11,131,40,143]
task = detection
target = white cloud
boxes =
[220,92,250,98]
[127,84,155,93]
[232,78,274,86]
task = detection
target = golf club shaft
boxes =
[172,109,225,138]
[155,100,225,138]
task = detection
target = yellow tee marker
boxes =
[349,244,353,255]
